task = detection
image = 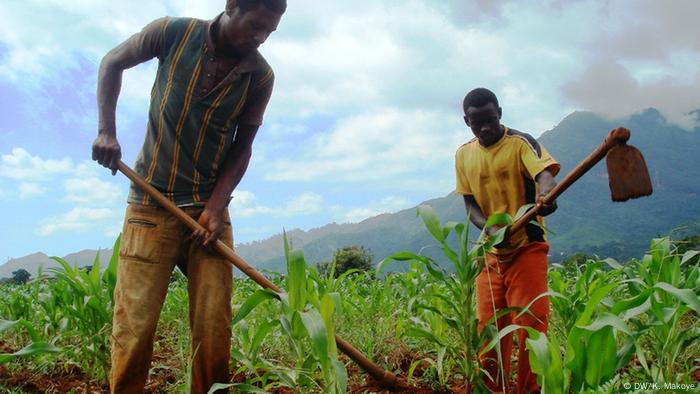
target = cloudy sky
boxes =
[1,0,698,261]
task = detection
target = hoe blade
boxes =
[606,143,653,202]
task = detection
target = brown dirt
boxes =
[0,340,14,353]
[0,342,467,393]
[0,364,108,393]
[348,375,468,394]
[0,366,468,394]
[145,336,182,393]
[344,343,467,394]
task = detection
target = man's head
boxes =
[463,87,504,147]
[218,0,286,57]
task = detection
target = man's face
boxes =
[464,102,503,147]
[221,4,282,56]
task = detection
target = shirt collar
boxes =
[478,126,509,149]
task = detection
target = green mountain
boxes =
[237,108,700,271]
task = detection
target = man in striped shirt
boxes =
[92,1,286,392]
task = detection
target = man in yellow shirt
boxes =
[455,88,560,393]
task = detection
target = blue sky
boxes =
[1,0,699,261]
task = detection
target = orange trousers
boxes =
[476,242,550,394]
[110,203,233,394]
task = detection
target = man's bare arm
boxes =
[463,195,492,232]
[194,124,260,246]
[535,169,557,216]
[92,20,164,174]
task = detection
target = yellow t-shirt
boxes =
[455,126,560,254]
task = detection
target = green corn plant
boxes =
[230,233,347,393]
[0,283,34,321]
[37,236,120,378]
[521,325,622,394]
[0,319,60,364]
[486,292,633,392]
[329,270,409,368]
[517,236,700,392]
[618,237,700,383]
[548,257,625,334]
[378,205,517,392]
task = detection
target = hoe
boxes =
[113,126,651,390]
[509,127,653,236]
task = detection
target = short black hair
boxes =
[236,0,287,14]
[463,88,499,113]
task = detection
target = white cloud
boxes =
[230,191,325,219]
[563,59,700,130]
[0,148,72,181]
[264,0,509,119]
[37,207,116,236]
[64,177,122,205]
[0,151,124,203]
[264,108,464,185]
[340,196,412,223]
[18,182,47,200]
[230,190,273,218]
[554,0,700,129]
[283,192,324,216]
[0,1,168,83]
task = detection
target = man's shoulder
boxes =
[168,16,205,24]
[504,127,542,157]
[254,53,273,76]
[249,52,274,89]
[161,16,206,35]
[456,138,479,154]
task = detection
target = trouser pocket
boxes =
[119,204,163,263]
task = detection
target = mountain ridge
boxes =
[3,108,698,277]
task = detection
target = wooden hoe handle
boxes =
[116,161,399,388]
[510,127,630,235]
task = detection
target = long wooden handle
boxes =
[117,161,399,387]
[509,127,630,235]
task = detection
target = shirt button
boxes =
[210,57,215,62]
[202,88,208,93]
[207,73,212,78]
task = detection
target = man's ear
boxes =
[463,115,470,127]
[497,107,503,119]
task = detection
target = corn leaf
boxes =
[299,309,331,372]
[654,282,700,313]
[0,341,61,364]
[286,249,307,312]
[232,289,279,325]
[681,250,700,265]
[417,205,445,242]
[250,319,279,359]
[206,383,269,394]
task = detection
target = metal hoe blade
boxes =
[606,143,653,202]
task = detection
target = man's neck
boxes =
[212,16,244,61]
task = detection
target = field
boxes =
[1,206,699,393]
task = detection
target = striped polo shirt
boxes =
[125,16,274,206]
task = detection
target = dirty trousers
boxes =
[476,242,550,394]
[110,203,233,394]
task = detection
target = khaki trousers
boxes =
[110,203,233,394]
[476,242,550,394]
